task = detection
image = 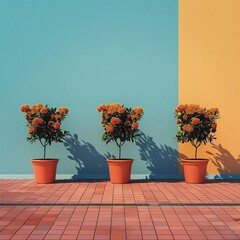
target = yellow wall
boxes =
[179,0,240,175]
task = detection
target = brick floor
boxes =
[0,180,240,239]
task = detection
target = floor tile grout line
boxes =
[1,202,240,206]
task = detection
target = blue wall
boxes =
[0,0,178,179]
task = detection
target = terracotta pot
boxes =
[181,159,209,184]
[107,159,133,184]
[32,159,59,184]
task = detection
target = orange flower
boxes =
[183,124,194,133]
[107,105,116,114]
[131,114,139,120]
[132,122,138,129]
[110,117,121,125]
[183,114,188,120]
[48,120,54,125]
[206,113,214,120]
[105,125,114,133]
[198,108,204,114]
[32,117,44,126]
[118,107,126,114]
[176,120,181,124]
[107,108,113,114]
[133,107,144,115]
[30,107,38,115]
[211,123,217,130]
[53,122,60,129]
[20,104,30,113]
[185,104,200,114]
[191,117,200,125]
[37,104,44,109]
[207,108,218,113]
[54,114,62,120]
[175,104,187,113]
[26,114,31,121]
[112,103,122,109]
[58,107,69,115]
[28,125,36,133]
[40,107,48,114]
[97,104,107,112]
[104,114,109,120]
[106,103,123,114]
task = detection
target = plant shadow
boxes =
[206,143,240,179]
[64,134,115,179]
[136,132,187,179]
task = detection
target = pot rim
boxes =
[32,159,59,161]
[107,158,134,160]
[181,158,209,162]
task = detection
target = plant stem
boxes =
[118,145,121,159]
[44,145,46,159]
[195,146,198,159]
[190,140,201,159]
[115,139,125,159]
[39,139,48,159]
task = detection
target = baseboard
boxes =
[0,174,239,180]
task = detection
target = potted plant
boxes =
[20,103,69,184]
[174,104,219,183]
[97,103,144,183]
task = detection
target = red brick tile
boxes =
[0,229,18,234]
[142,234,158,239]
[188,235,207,240]
[205,235,224,240]
[11,235,30,240]
[220,235,240,240]
[94,235,110,240]
[60,235,77,239]
[77,235,94,240]
[47,229,64,235]
[0,235,12,240]
[157,234,174,240]
[31,229,49,235]
[95,229,110,235]
[44,235,63,240]
[63,229,79,234]
[172,235,191,240]
[126,234,143,239]
[78,230,95,235]
[27,235,45,240]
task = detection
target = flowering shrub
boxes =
[97,103,144,158]
[20,104,69,159]
[174,104,219,159]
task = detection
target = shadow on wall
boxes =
[64,134,115,179]
[206,143,240,179]
[136,132,187,179]
[64,132,187,180]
